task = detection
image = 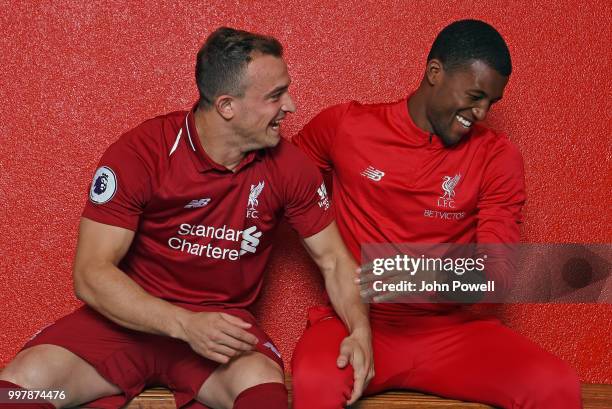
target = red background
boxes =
[1,1,610,383]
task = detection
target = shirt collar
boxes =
[394,92,446,149]
[185,105,265,173]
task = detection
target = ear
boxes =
[425,59,444,86]
[215,95,235,120]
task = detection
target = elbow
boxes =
[72,265,94,303]
[318,256,339,282]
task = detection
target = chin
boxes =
[439,132,462,147]
[262,135,281,148]
[270,131,283,143]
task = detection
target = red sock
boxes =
[233,382,288,409]
[0,380,56,408]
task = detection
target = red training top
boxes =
[293,97,525,315]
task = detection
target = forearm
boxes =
[324,252,370,335]
[431,243,516,303]
[73,262,191,340]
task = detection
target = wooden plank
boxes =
[353,390,493,408]
[121,383,611,409]
[581,384,612,409]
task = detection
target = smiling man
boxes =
[0,27,372,409]
[292,20,582,408]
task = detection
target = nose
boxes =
[472,101,489,121]
[282,93,297,113]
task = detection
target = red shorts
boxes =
[23,304,283,409]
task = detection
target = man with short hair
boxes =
[0,27,373,409]
[292,19,581,408]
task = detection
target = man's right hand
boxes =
[178,311,259,364]
[74,218,259,364]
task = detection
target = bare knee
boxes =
[199,352,284,409]
[0,344,120,409]
[0,345,69,390]
[227,352,283,399]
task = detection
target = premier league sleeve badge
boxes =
[89,166,117,204]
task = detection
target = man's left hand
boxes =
[336,328,375,405]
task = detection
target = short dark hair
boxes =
[195,27,283,109]
[427,19,512,77]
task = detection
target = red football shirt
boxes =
[83,108,333,308]
[293,97,526,314]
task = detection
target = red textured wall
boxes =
[1,1,610,383]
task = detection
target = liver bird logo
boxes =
[248,181,265,210]
[441,174,461,199]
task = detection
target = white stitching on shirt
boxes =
[185,114,196,151]
[169,128,182,156]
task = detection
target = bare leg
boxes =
[0,345,122,408]
[196,351,285,409]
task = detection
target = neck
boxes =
[408,82,434,134]
[194,107,246,171]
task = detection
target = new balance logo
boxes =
[361,166,385,182]
[240,225,262,255]
[184,198,211,208]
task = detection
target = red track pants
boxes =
[291,306,582,409]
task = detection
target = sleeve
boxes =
[291,102,352,172]
[82,133,154,231]
[281,146,335,238]
[477,138,526,244]
[475,137,526,297]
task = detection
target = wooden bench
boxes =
[125,380,612,408]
